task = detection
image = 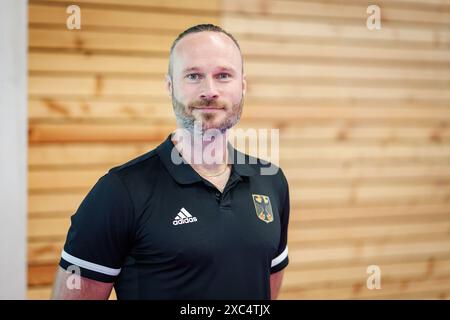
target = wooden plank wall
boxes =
[27,0,450,299]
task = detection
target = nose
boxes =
[199,76,219,100]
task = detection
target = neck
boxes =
[172,127,229,174]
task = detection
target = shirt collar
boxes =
[156,133,256,185]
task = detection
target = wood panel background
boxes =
[27,0,450,299]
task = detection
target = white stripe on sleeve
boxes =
[61,250,121,276]
[271,246,288,268]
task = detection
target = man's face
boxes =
[167,31,246,133]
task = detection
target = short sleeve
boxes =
[59,172,134,283]
[270,174,290,274]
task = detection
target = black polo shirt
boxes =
[59,133,290,299]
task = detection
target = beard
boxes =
[171,91,244,134]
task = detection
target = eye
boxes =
[217,73,231,80]
[186,73,202,81]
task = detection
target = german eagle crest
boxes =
[252,194,274,223]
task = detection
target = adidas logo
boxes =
[172,207,198,226]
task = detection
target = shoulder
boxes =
[104,146,164,204]
[233,148,289,203]
[108,147,161,180]
[235,148,288,185]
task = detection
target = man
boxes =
[52,24,290,300]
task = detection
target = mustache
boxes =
[188,99,227,109]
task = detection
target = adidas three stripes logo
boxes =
[172,207,198,226]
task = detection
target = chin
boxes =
[198,121,226,133]
[202,123,223,132]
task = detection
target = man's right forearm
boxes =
[51,266,113,300]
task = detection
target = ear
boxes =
[242,73,247,96]
[165,74,173,96]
